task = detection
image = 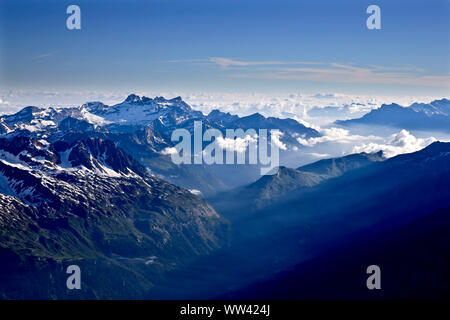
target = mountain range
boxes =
[336,98,450,131]
[1,94,449,299]
[0,94,320,195]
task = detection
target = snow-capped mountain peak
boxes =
[81,94,199,125]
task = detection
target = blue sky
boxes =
[0,0,449,96]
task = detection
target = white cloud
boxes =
[189,189,203,196]
[0,90,130,115]
[352,130,437,158]
[0,98,17,115]
[297,127,382,147]
[161,147,178,155]
[1,90,443,128]
[270,130,287,150]
[308,152,331,158]
[183,92,442,127]
[210,57,256,67]
[214,134,258,153]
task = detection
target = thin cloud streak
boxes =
[170,57,449,88]
[33,51,59,60]
[217,59,450,88]
[231,71,450,87]
[209,57,325,68]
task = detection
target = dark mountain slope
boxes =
[151,142,450,299]
[298,151,384,176]
[210,151,384,218]
[225,205,450,299]
[0,136,229,299]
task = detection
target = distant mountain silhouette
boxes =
[336,99,450,131]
